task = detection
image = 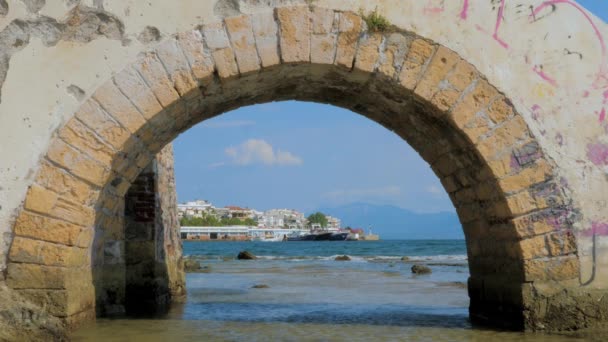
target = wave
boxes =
[190,254,468,263]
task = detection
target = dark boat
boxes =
[287,234,316,241]
[314,232,333,241]
[329,232,349,241]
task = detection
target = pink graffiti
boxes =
[424,0,445,15]
[582,222,608,237]
[459,0,469,19]
[532,0,608,89]
[533,65,558,87]
[492,0,509,49]
[586,142,608,166]
[601,90,608,122]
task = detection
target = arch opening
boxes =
[5,8,580,332]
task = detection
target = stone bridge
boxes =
[1,0,608,337]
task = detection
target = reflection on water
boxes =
[72,245,607,341]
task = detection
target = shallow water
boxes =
[72,241,606,341]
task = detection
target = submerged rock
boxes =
[0,284,66,341]
[252,284,270,289]
[184,258,201,272]
[335,255,351,261]
[411,264,432,274]
[238,251,257,260]
[401,256,410,261]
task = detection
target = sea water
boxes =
[72,240,604,341]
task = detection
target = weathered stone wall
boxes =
[0,0,607,333]
[96,143,184,316]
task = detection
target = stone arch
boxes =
[4,6,583,331]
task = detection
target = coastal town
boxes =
[178,200,379,242]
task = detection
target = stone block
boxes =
[518,234,550,260]
[415,46,459,100]
[354,33,382,73]
[312,7,334,35]
[450,79,497,129]
[133,52,181,107]
[546,231,577,257]
[59,119,115,165]
[523,256,579,282]
[201,21,231,50]
[47,139,109,188]
[225,15,261,74]
[212,48,239,79]
[177,30,215,81]
[23,184,58,215]
[335,12,363,69]
[36,162,99,207]
[49,197,95,227]
[13,211,85,246]
[75,99,131,150]
[447,59,478,91]
[251,12,280,68]
[487,95,514,124]
[432,88,461,112]
[7,263,67,289]
[378,33,409,78]
[9,237,75,267]
[506,191,540,216]
[476,117,530,159]
[155,38,198,97]
[499,161,552,194]
[92,80,147,134]
[399,38,435,90]
[311,34,337,65]
[276,6,310,63]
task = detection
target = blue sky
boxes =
[174,1,607,216]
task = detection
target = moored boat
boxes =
[329,232,349,241]
[314,232,333,241]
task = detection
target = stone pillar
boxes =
[95,144,185,316]
[123,144,185,315]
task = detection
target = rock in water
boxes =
[252,284,270,289]
[183,258,201,272]
[237,251,257,260]
[335,255,351,261]
[401,256,410,261]
[411,264,432,274]
[0,284,66,341]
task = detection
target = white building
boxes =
[177,200,212,218]
[259,209,306,229]
[326,216,341,231]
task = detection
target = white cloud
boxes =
[322,186,401,202]
[223,139,303,166]
[203,120,256,128]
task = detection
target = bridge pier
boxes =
[95,144,185,317]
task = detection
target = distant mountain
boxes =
[315,203,463,240]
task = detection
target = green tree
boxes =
[307,212,328,228]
